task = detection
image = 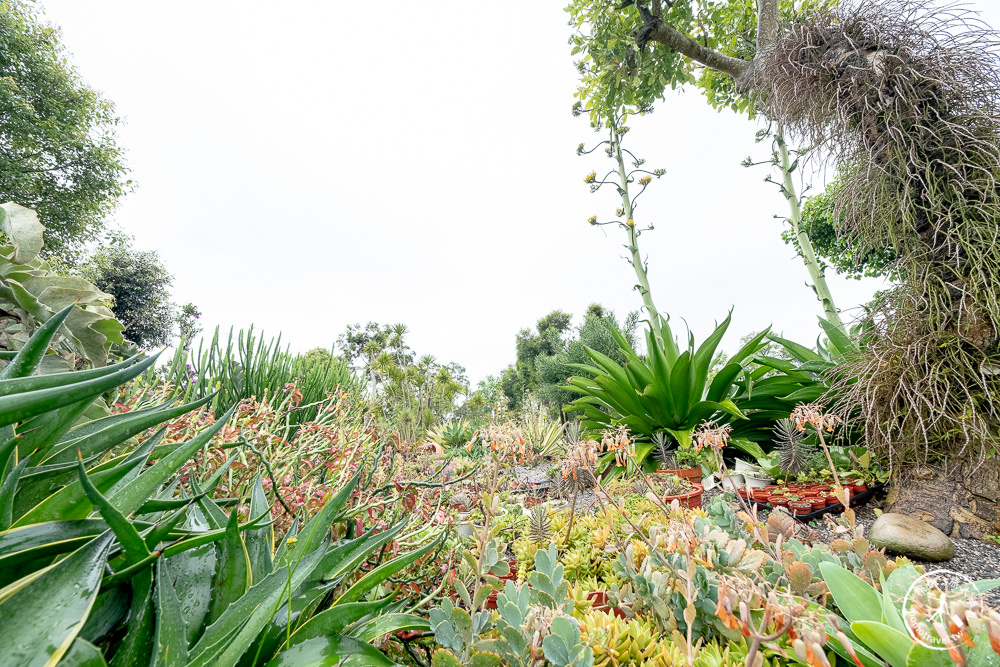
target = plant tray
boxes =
[749,483,886,522]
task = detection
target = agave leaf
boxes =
[264,635,395,667]
[335,531,445,605]
[164,506,216,646]
[350,612,430,643]
[110,569,155,667]
[0,353,157,427]
[288,598,397,648]
[78,456,150,566]
[41,394,214,466]
[59,638,109,667]
[106,405,235,516]
[186,539,327,667]
[205,503,251,626]
[246,476,274,582]
[0,451,27,530]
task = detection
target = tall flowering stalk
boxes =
[790,403,843,489]
[580,111,667,350]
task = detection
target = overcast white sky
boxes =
[37,0,1000,384]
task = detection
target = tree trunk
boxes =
[884,461,1000,539]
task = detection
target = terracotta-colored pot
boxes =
[587,591,626,619]
[768,495,789,508]
[824,494,840,506]
[664,482,704,509]
[814,485,832,493]
[853,482,868,494]
[736,488,750,499]
[752,490,770,503]
[764,485,779,494]
[659,466,703,484]
[790,501,812,515]
[807,497,825,510]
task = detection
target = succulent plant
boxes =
[774,418,814,475]
[528,504,551,544]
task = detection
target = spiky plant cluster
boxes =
[773,418,815,475]
[751,0,1000,468]
[652,431,676,469]
[528,505,552,544]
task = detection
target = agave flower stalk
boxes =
[773,129,845,335]
[580,111,667,350]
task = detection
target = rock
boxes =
[869,512,955,562]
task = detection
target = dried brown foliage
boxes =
[751,0,1000,468]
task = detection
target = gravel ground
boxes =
[710,486,1000,606]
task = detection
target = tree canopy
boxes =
[0,1,130,264]
[81,232,195,349]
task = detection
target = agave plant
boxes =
[0,311,438,666]
[565,312,824,467]
[520,410,565,458]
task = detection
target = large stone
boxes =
[869,512,955,562]
[883,461,1000,539]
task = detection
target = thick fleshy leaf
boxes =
[0,532,113,666]
[0,303,73,380]
[264,636,395,667]
[152,558,188,667]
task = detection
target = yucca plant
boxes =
[0,309,438,666]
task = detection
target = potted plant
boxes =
[789,499,813,515]
[652,432,704,482]
[659,474,704,509]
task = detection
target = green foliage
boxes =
[157,324,361,428]
[814,562,1000,667]
[0,3,131,265]
[0,320,434,665]
[535,306,639,416]
[565,313,826,462]
[501,310,574,413]
[431,544,594,667]
[790,178,898,280]
[566,0,837,124]
[428,419,477,453]
[0,203,125,371]
[339,321,467,440]
[80,232,192,349]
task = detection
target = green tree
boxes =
[535,305,639,417]
[500,310,573,412]
[337,322,467,440]
[176,302,202,351]
[790,178,898,281]
[80,232,193,349]
[0,2,131,265]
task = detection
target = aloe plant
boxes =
[0,314,437,665]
